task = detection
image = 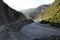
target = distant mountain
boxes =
[30,5,50,19]
[36,0,60,26]
[20,5,49,19]
[20,8,35,19]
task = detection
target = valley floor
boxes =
[20,22,60,40]
[0,22,60,40]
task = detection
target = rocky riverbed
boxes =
[20,23,60,40]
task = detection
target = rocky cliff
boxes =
[0,0,33,40]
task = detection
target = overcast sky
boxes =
[3,0,55,11]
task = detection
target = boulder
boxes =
[40,20,50,24]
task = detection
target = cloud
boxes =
[45,0,55,4]
[3,0,55,11]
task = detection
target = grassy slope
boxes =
[36,0,60,23]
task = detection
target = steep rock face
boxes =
[0,0,34,40]
[0,1,26,30]
[0,0,33,30]
[3,3,27,23]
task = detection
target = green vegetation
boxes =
[36,0,60,24]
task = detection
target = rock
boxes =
[0,0,34,40]
[40,20,50,24]
[50,22,60,27]
[34,35,60,40]
[20,23,60,40]
[0,0,34,30]
[3,2,27,23]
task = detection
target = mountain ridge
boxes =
[20,5,49,19]
[36,0,60,26]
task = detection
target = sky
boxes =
[3,0,55,11]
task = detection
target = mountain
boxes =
[20,8,35,19]
[30,5,50,19]
[0,0,34,40]
[36,0,60,26]
[20,5,49,20]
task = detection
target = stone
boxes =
[0,0,34,40]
